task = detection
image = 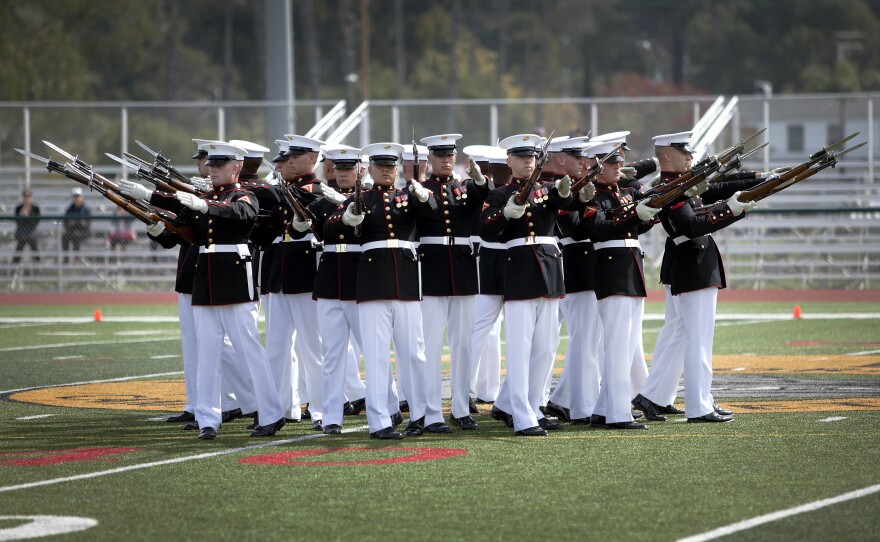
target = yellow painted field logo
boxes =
[10,381,185,411]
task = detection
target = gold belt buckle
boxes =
[387,239,400,248]
[447,236,456,245]
[283,233,292,243]
[204,244,216,253]
[525,235,537,245]
[335,244,347,253]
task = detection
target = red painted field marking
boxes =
[0,447,139,467]
[238,447,468,466]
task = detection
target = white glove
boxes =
[503,195,527,220]
[118,180,152,200]
[189,176,212,192]
[466,156,486,186]
[555,175,572,198]
[770,166,792,175]
[578,182,596,203]
[726,191,757,216]
[292,215,312,232]
[320,183,347,205]
[636,200,661,221]
[146,221,165,236]
[685,179,709,198]
[176,191,208,213]
[619,166,637,178]
[342,202,365,226]
[409,180,431,203]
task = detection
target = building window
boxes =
[788,125,804,153]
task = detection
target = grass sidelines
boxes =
[0,301,878,541]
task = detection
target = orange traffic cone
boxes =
[94,308,103,322]
[793,305,802,319]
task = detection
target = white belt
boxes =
[361,239,417,252]
[323,244,362,253]
[672,233,710,245]
[419,236,471,246]
[505,236,558,249]
[559,237,589,246]
[469,235,481,244]
[479,240,506,250]
[199,243,251,256]
[593,239,640,250]
[273,233,316,244]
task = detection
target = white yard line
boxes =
[15,414,56,421]
[817,417,847,422]
[0,336,178,353]
[846,349,880,356]
[0,425,369,495]
[0,371,183,395]
[676,483,880,542]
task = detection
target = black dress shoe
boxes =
[425,422,453,434]
[342,402,354,416]
[713,403,734,416]
[370,427,403,440]
[242,411,257,419]
[490,406,514,428]
[323,424,342,435]
[631,394,667,422]
[302,405,311,419]
[221,408,243,423]
[182,422,199,431]
[399,400,409,413]
[391,411,404,428]
[475,398,495,405]
[246,420,258,430]
[538,418,564,431]
[403,419,424,437]
[198,427,217,440]
[688,412,733,423]
[606,421,648,430]
[450,415,480,430]
[515,426,548,436]
[250,418,285,437]
[166,411,195,423]
[347,397,366,415]
[657,403,685,415]
[543,401,571,423]
[284,417,302,423]
[311,419,323,431]
[589,414,606,428]
[570,417,591,425]
[468,397,480,414]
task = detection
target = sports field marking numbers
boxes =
[0,515,97,540]
[817,416,847,422]
[0,447,138,467]
[14,415,55,421]
[0,426,369,494]
[676,483,880,542]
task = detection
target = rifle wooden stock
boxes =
[282,185,323,243]
[513,132,555,206]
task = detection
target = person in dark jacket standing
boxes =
[148,142,283,440]
[13,189,40,264]
[61,187,91,262]
[480,134,573,436]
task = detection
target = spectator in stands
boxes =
[107,206,136,251]
[62,187,91,262]
[13,188,41,264]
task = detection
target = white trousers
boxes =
[192,302,282,430]
[595,296,644,424]
[498,298,559,431]
[266,292,324,421]
[549,291,602,420]
[422,295,475,420]
[359,300,425,433]
[640,286,685,406]
[469,295,503,402]
[678,288,719,418]
[345,330,367,402]
[318,299,367,427]
[178,293,256,414]
[543,305,563,406]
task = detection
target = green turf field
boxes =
[0,301,878,541]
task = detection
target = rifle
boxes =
[353,166,365,238]
[16,148,196,244]
[411,129,421,184]
[513,130,556,206]
[106,153,183,194]
[135,139,195,187]
[123,150,197,194]
[569,142,624,194]
[281,184,323,243]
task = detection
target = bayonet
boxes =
[135,139,166,164]
[42,140,90,170]
[15,148,68,175]
[105,153,144,171]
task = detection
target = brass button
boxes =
[389,232,396,237]
[208,229,213,233]
[208,219,213,224]
[388,224,394,229]
[444,210,450,215]
[528,222,534,227]
[208,238,214,244]
[235,260,240,264]
[339,234,345,240]
[212,195,218,200]
[608,256,612,260]
[626,232,632,238]
[445,219,450,224]
[368,257,372,262]
[385,206,391,211]
[305,250,310,254]
[386,215,392,220]
[446,228,452,234]
[526,212,532,217]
